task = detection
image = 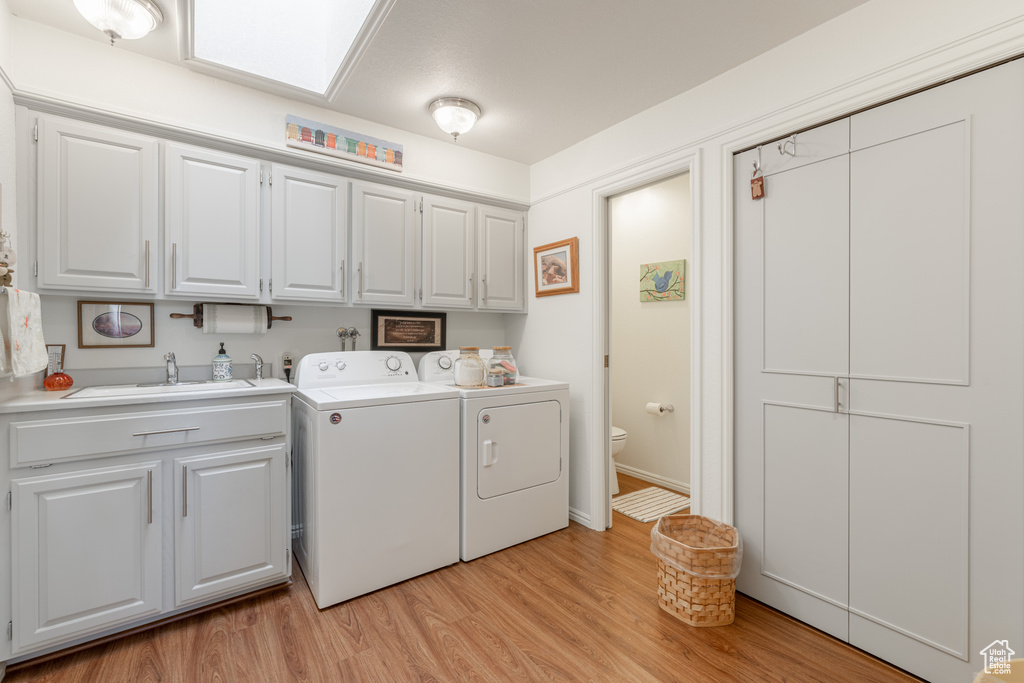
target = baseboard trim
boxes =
[615,464,690,495]
[568,506,591,527]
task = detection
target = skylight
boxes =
[191,0,383,95]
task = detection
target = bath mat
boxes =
[612,487,690,523]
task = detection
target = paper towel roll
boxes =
[646,402,664,415]
[203,304,268,335]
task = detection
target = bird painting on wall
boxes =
[640,259,686,302]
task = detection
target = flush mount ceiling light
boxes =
[73,0,164,45]
[429,98,481,142]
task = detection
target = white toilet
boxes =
[610,426,628,495]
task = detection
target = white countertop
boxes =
[0,378,296,414]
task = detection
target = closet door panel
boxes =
[762,404,848,609]
[850,122,968,384]
[762,157,849,375]
[849,415,968,660]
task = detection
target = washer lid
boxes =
[296,382,459,410]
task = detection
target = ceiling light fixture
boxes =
[73,0,164,45]
[429,98,481,142]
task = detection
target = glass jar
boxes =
[487,346,518,386]
[453,347,486,387]
[43,361,74,391]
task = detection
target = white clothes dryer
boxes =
[418,350,569,561]
[292,351,460,608]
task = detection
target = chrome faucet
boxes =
[164,352,178,384]
[250,353,264,380]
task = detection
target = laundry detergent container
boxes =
[651,514,742,627]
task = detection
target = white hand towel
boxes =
[202,304,268,335]
[0,289,47,377]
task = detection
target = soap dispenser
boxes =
[212,342,232,382]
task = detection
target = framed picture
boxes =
[45,344,66,375]
[640,259,686,302]
[370,310,447,352]
[78,301,155,349]
[534,237,580,297]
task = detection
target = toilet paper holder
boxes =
[646,402,675,415]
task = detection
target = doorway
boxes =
[590,150,699,531]
[607,174,691,501]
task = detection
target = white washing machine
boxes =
[292,351,460,608]
[418,350,569,561]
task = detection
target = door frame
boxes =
[590,148,702,529]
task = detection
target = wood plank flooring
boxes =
[8,474,920,682]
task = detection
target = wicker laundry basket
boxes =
[650,514,742,627]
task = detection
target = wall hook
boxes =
[752,146,762,178]
[778,135,796,157]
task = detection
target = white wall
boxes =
[7,18,529,204]
[517,0,1024,524]
[610,173,690,490]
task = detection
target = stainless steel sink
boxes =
[62,379,255,399]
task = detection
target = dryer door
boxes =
[477,400,561,499]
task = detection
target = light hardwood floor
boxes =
[7,474,920,682]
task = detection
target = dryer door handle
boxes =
[482,439,499,467]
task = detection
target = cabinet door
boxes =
[271,165,348,302]
[165,143,261,299]
[422,195,476,309]
[11,462,162,654]
[351,181,416,306]
[37,115,158,293]
[477,206,524,311]
[175,444,288,606]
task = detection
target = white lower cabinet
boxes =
[175,444,288,606]
[3,392,292,661]
[11,462,163,654]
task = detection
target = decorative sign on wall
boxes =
[640,259,685,302]
[285,115,403,172]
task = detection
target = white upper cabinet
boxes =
[37,115,158,293]
[421,196,476,309]
[270,164,348,302]
[351,180,417,307]
[477,206,525,311]
[165,143,261,299]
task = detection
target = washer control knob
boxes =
[438,356,453,370]
[385,356,402,372]
[317,361,330,371]
[335,361,347,371]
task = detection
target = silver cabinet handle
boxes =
[133,426,200,437]
[340,261,345,298]
[834,377,840,413]
[182,465,188,518]
[483,274,488,303]
[358,262,364,298]
[172,243,177,289]
[144,240,150,288]
[147,469,153,524]
[469,273,474,301]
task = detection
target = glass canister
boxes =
[453,347,486,387]
[487,346,518,386]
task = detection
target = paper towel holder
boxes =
[169,303,292,329]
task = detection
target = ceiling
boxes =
[6,0,870,164]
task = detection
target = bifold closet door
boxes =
[733,120,851,640]
[846,60,1024,682]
